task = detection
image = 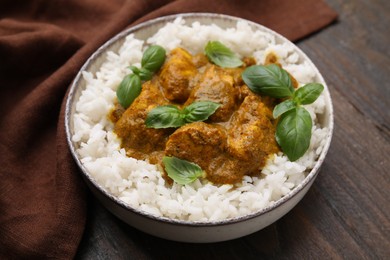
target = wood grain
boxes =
[76,0,390,258]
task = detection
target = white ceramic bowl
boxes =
[65,13,333,243]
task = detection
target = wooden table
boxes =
[75,0,390,258]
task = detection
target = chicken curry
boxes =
[109,47,288,185]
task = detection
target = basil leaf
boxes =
[146,101,220,129]
[273,100,296,118]
[145,105,184,129]
[116,74,142,108]
[276,107,312,161]
[163,156,204,185]
[138,68,154,81]
[183,101,221,123]
[242,64,294,98]
[130,66,153,81]
[205,41,243,68]
[293,83,324,105]
[141,45,166,73]
[129,65,141,75]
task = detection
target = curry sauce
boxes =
[109,48,282,184]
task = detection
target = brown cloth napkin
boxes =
[0,0,337,258]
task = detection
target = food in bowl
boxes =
[71,17,329,222]
[111,45,281,185]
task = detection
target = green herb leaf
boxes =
[182,101,221,123]
[145,105,184,129]
[117,46,166,109]
[138,68,154,81]
[141,45,166,73]
[146,101,220,129]
[130,66,153,81]
[275,107,312,161]
[241,62,323,161]
[293,83,324,105]
[242,64,295,98]
[205,41,243,68]
[129,65,141,75]
[116,74,142,108]
[163,156,204,185]
[273,100,296,118]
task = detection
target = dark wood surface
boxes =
[75,0,390,259]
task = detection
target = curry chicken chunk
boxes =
[185,65,239,122]
[159,48,197,102]
[110,47,281,185]
[113,80,172,163]
[227,95,279,170]
[165,122,230,182]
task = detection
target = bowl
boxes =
[65,13,333,243]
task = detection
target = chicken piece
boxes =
[165,122,227,173]
[207,157,250,184]
[114,79,172,160]
[238,84,276,107]
[227,95,279,172]
[238,84,256,101]
[164,122,259,184]
[159,48,197,102]
[222,56,256,86]
[191,53,209,68]
[185,65,239,122]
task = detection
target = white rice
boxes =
[72,17,328,221]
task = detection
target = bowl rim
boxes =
[65,12,334,227]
